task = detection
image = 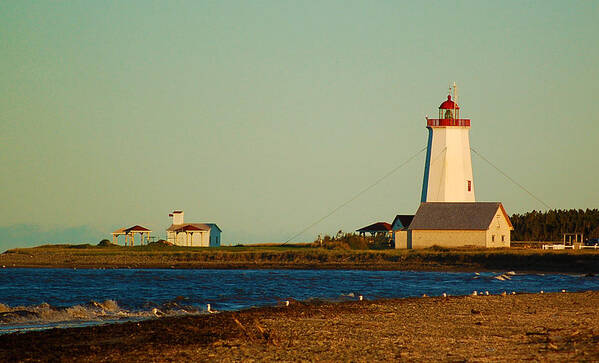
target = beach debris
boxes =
[471,309,481,314]
[506,271,516,276]
[422,294,427,297]
[474,272,480,275]
[511,292,516,295]
[151,308,163,317]
[501,291,507,296]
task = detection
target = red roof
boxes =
[167,223,212,232]
[127,225,151,232]
[439,95,459,110]
[112,225,152,234]
[177,224,204,232]
[356,222,392,233]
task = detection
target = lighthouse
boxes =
[420,87,475,202]
[390,86,513,249]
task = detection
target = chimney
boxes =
[171,210,184,225]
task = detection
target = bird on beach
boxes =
[472,291,478,296]
[501,291,507,296]
[485,291,489,296]
[442,293,447,297]
[284,300,290,306]
[207,304,218,313]
[359,295,363,301]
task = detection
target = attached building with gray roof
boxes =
[400,202,512,249]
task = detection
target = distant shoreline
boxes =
[2,244,599,274]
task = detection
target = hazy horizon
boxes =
[2,1,598,249]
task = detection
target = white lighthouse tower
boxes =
[421,86,475,202]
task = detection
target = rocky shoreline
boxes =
[1,291,598,362]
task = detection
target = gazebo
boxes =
[356,222,392,237]
[112,225,152,246]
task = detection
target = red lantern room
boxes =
[439,95,460,119]
[426,93,470,127]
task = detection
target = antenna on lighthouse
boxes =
[453,82,458,109]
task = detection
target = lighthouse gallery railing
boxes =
[427,119,471,127]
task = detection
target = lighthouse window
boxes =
[492,235,495,242]
[467,180,472,192]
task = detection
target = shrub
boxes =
[97,239,116,247]
[313,232,387,250]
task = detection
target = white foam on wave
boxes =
[0,299,202,333]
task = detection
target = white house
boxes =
[165,210,222,247]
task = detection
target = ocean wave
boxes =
[0,299,201,327]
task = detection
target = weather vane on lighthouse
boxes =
[421,83,475,203]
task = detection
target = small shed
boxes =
[391,215,414,249]
[406,202,512,249]
[166,211,222,247]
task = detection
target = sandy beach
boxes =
[1,291,598,362]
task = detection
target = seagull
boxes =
[472,291,478,296]
[501,291,507,296]
[540,290,544,294]
[442,293,447,297]
[511,292,516,295]
[359,295,363,301]
[207,304,218,313]
[485,291,489,296]
[561,289,566,293]
[284,300,290,306]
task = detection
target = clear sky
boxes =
[1,1,598,249]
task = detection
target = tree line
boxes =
[510,209,599,241]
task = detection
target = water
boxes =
[1,268,598,334]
